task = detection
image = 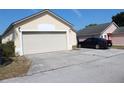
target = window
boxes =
[86,38,92,42]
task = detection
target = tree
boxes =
[85,24,97,28]
[112,12,124,27]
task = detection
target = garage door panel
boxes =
[22,32,67,55]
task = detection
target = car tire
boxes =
[95,44,100,49]
[108,43,112,47]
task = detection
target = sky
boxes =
[0,9,124,35]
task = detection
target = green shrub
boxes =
[0,41,15,57]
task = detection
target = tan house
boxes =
[2,10,77,55]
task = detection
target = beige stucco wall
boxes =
[69,29,77,46]
[13,13,77,55]
[101,23,117,40]
[16,14,71,31]
[14,28,22,55]
[2,28,15,43]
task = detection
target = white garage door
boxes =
[22,32,67,55]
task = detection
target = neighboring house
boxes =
[77,22,118,42]
[2,10,77,55]
[110,27,124,46]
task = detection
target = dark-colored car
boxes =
[107,40,112,47]
[79,37,108,49]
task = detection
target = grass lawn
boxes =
[112,45,124,49]
[0,56,31,80]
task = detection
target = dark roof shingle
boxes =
[77,23,111,36]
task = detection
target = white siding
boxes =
[102,23,117,40]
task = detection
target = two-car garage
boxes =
[22,31,67,55]
[2,10,77,56]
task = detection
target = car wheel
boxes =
[95,44,100,49]
[108,43,112,47]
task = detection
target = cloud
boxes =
[31,9,39,13]
[72,9,82,17]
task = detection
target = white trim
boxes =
[112,22,119,28]
[100,23,112,35]
[20,29,68,32]
[101,22,118,35]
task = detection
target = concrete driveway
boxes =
[1,48,124,83]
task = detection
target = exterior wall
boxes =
[14,28,22,55]
[111,35,124,46]
[13,13,77,55]
[69,29,77,47]
[16,14,71,31]
[2,28,15,43]
[101,23,117,40]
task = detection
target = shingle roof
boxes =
[112,27,124,34]
[77,23,111,36]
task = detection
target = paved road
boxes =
[1,48,124,83]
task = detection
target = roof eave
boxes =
[2,9,75,37]
[78,33,101,36]
[112,32,124,36]
[2,24,14,37]
[14,9,73,27]
[100,22,117,35]
[112,21,119,28]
